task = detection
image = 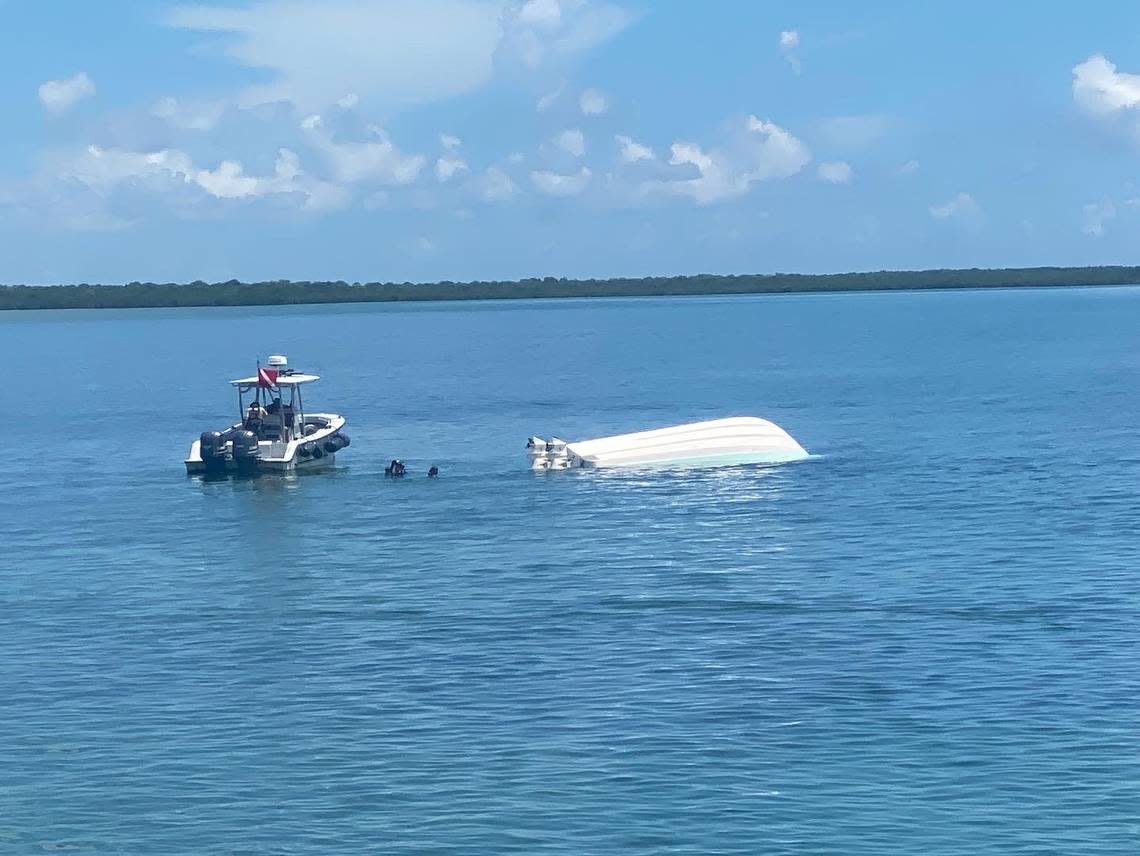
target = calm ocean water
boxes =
[2,287,1139,854]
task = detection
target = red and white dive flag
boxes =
[257,367,279,388]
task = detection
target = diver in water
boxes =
[385,459,406,478]
[427,465,439,478]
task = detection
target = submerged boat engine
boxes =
[527,437,574,471]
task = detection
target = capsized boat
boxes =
[526,417,808,471]
[185,355,350,475]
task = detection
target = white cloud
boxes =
[476,166,519,201]
[168,0,504,113]
[440,133,462,150]
[195,161,261,198]
[152,95,226,131]
[1072,54,1140,115]
[436,156,469,182]
[554,128,586,157]
[65,146,195,191]
[38,72,96,115]
[616,134,654,163]
[62,145,347,210]
[297,179,353,211]
[531,166,592,195]
[336,92,359,109]
[930,192,982,222]
[897,159,920,176]
[1082,197,1116,236]
[302,120,426,185]
[517,0,562,26]
[168,1,629,116]
[579,88,608,115]
[647,115,811,205]
[255,149,351,211]
[779,29,801,74]
[817,114,888,148]
[536,82,564,112]
[498,0,634,71]
[817,160,853,184]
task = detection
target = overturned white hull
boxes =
[527,417,808,471]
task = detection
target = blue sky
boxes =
[2,0,1140,284]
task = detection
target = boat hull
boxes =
[185,448,338,475]
[185,414,347,475]
[528,417,808,471]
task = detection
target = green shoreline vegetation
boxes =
[2,266,1139,311]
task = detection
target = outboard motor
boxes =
[231,429,260,475]
[199,431,227,473]
[527,436,572,470]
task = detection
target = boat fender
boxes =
[323,439,339,454]
[298,444,313,458]
[311,444,325,459]
[338,433,350,448]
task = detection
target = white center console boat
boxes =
[185,355,350,475]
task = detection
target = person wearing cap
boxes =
[245,400,266,430]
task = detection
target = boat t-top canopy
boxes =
[230,373,320,388]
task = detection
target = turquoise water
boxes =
[3,288,1139,853]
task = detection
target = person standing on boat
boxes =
[246,399,267,430]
